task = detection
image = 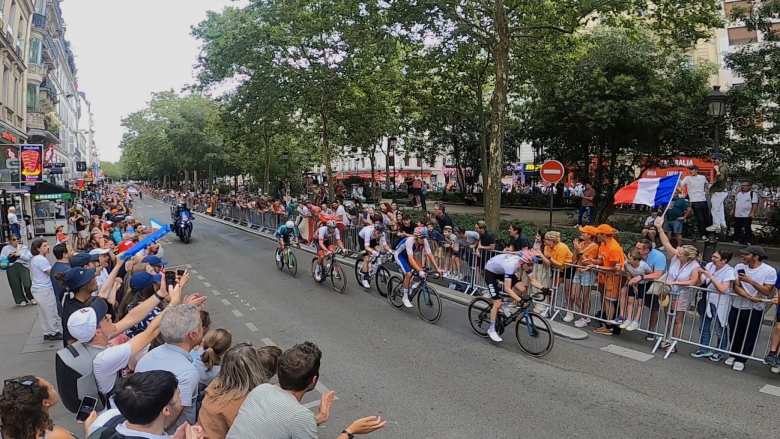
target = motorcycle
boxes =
[174,211,193,243]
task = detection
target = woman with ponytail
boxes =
[192,328,232,387]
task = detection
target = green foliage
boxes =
[99,161,123,180]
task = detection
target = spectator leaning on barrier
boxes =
[135,304,204,432]
[0,375,74,439]
[1,235,35,307]
[691,250,736,362]
[727,245,776,372]
[593,224,626,336]
[30,239,63,341]
[619,249,653,332]
[654,215,700,351]
[537,231,573,316]
[227,341,385,439]
[571,226,600,328]
[633,239,667,341]
[680,165,711,239]
[507,223,531,252]
[766,275,780,374]
[198,343,274,439]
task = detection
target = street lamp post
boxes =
[705,85,728,159]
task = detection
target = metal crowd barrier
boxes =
[153,194,779,365]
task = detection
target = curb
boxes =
[165,203,588,341]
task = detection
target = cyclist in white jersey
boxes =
[358,223,392,288]
[317,221,345,267]
[394,228,443,308]
[483,250,544,342]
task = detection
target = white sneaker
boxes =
[563,312,575,322]
[705,224,719,232]
[487,328,503,343]
[402,294,414,308]
[626,321,640,331]
[724,357,736,367]
[574,318,589,328]
[771,366,780,374]
[732,361,745,372]
[361,279,371,288]
[619,320,630,329]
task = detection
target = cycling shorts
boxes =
[317,243,335,258]
[484,270,518,300]
[395,251,412,274]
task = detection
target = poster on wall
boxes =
[0,145,20,187]
[20,144,44,184]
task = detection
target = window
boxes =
[34,0,45,15]
[13,76,18,111]
[2,66,9,106]
[8,1,15,33]
[404,156,410,167]
[28,37,41,64]
[728,26,758,45]
[26,84,37,112]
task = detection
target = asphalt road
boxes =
[135,199,777,439]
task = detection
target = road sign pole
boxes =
[540,160,565,231]
[549,189,553,230]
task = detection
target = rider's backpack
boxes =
[55,342,106,413]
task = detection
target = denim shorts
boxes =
[664,220,683,234]
[573,270,595,286]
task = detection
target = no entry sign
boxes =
[540,160,565,184]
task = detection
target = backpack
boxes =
[55,342,106,413]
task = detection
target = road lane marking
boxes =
[759,384,780,397]
[600,344,653,362]
[196,275,205,280]
[232,309,244,318]
[245,322,258,332]
[190,269,199,274]
[203,282,212,287]
[221,299,232,306]
[211,289,221,296]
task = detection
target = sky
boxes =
[61,0,240,163]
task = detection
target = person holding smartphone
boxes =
[727,245,777,371]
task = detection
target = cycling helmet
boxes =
[326,220,337,229]
[517,250,534,265]
[374,223,385,232]
[285,220,295,229]
[413,227,426,238]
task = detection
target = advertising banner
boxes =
[20,144,44,184]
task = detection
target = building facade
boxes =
[26,0,80,185]
[0,0,34,147]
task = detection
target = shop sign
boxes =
[20,144,43,184]
[33,193,72,201]
[1,131,17,143]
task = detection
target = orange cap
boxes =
[579,225,599,236]
[595,224,618,235]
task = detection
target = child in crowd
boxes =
[55,225,67,245]
[257,345,283,379]
[620,249,653,331]
[192,328,233,387]
[641,210,659,246]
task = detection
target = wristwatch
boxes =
[341,430,354,439]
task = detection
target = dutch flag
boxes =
[613,175,681,208]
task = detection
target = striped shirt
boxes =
[226,383,317,439]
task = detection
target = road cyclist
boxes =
[313,220,346,283]
[393,227,443,308]
[274,220,299,274]
[357,222,393,289]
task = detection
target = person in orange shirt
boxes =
[570,226,601,327]
[594,224,626,336]
[536,231,573,315]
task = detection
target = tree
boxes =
[725,0,780,184]
[99,161,123,181]
[522,26,717,221]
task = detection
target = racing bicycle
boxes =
[354,251,392,296]
[274,242,298,277]
[311,250,347,293]
[387,271,442,323]
[467,288,554,357]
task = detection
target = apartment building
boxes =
[0,0,33,147]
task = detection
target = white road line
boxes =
[211,290,221,296]
[759,384,780,397]
[600,344,653,362]
[190,269,199,274]
[221,298,232,306]
[186,264,192,268]
[261,338,276,346]
[203,282,212,287]
[245,322,258,332]
[196,275,205,280]
[232,309,244,318]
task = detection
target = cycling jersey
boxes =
[393,237,431,273]
[275,225,297,242]
[359,225,387,249]
[484,254,521,299]
[317,226,341,243]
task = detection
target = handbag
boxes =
[0,256,8,270]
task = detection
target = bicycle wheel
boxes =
[467,297,492,337]
[353,256,371,290]
[330,263,347,293]
[375,266,391,297]
[274,248,284,270]
[387,278,405,309]
[416,285,442,323]
[515,312,554,357]
[287,251,298,277]
[311,258,325,283]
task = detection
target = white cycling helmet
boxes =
[285,220,295,229]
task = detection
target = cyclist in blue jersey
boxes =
[394,228,443,308]
[275,221,299,262]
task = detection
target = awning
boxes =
[27,128,60,144]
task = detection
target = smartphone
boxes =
[737,269,746,276]
[165,270,176,287]
[75,396,97,422]
[176,269,185,277]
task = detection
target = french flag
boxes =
[613,175,681,208]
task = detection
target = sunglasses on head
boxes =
[4,375,36,389]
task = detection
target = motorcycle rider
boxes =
[171,202,193,237]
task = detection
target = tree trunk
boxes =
[484,0,509,232]
[384,142,392,192]
[321,111,335,202]
[263,130,271,195]
[369,147,378,200]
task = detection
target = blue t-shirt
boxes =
[775,271,780,289]
[275,225,297,240]
[645,248,667,273]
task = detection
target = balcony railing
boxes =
[27,112,45,130]
[28,63,47,78]
[32,13,46,30]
